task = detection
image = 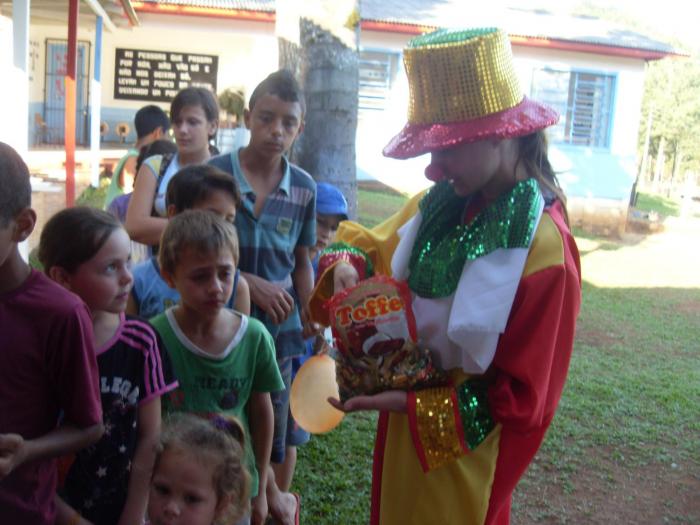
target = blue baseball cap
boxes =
[316,182,348,220]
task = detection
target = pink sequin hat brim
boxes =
[382,96,559,160]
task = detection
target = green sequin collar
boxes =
[407,179,542,298]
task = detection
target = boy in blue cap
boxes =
[277,182,349,495]
[310,182,349,272]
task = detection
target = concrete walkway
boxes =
[579,214,700,289]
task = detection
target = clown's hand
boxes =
[327,390,407,414]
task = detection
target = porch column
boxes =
[65,0,78,206]
[10,0,30,156]
[89,16,103,187]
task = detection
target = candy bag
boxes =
[326,275,445,401]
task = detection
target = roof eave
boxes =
[130,1,275,22]
[509,34,685,61]
[361,20,682,60]
[120,0,140,26]
[126,7,683,60]
[360,19,432,35]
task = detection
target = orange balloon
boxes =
[290,354,345,434]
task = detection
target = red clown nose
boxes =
[424,163,446,182]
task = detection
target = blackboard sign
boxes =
[114,48,218,102]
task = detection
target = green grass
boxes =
[292,412,376,524]
[75,178,111,209]
[634,191,681,217]
[293,191,700,524]
[512,281,700,521]
[356,186,409,228]
[532,283,700,469]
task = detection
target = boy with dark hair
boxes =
[134,104,171,140]
[0,142,104,524]
[165,164,241,215]
[209,69,314,525]
[127,164,249,319]
[248,70,307,116]
[105,104,171,208]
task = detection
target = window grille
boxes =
[359,50,399,113]
[531,68,614,147]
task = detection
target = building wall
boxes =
[21,17,645,161]
[358,31,646,160]
[511,45,646,157]
[511,46,645,234]
[357,30,646,217]
[12,12,648,230]
[25,13,278,145]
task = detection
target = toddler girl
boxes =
[39,206,178,525]
[148,413,250,525]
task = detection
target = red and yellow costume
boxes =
[309,27,581,524]
[310,182,581,524]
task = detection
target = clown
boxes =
[309,28,582,525]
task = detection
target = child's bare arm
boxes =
[292,245,313,307]
[233,274,251,316]
[249,391,274,525]
[0,423,103,480]
[292,245,316,336]
[125,163,168,245]
[117,397,161,525]
[54,495,94,525]
[241,272,294,324]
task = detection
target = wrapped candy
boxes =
[326,275,445,401]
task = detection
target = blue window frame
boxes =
[43,39,91,146]
[531,68,615,148]
[358,49,400,113]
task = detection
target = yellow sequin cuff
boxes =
[408,387,469,472]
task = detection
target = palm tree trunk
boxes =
[276,0,360,218]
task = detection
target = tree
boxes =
[638,56,700,187]
[276,0,360,218]
[567,0,700,188]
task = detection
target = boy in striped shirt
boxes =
[209,70,314,525]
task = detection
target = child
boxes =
[0,142,103,524]
[109,139,178,265]
[308,182,348,272]
[105,104,171,209]
[126,87,220,246]
[282,182,348,492]
[127,164,250,319]
[107,139,178,225]
[148,413,250,525]
[150,210,285,525]
[39,207,178,525]
[209,70,314,524]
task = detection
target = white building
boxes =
[0,0,682,231]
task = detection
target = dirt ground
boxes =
[513,215,700,525]
[578,215,700,289]
[515,452,699,525]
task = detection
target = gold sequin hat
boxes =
[383,27,559,160]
